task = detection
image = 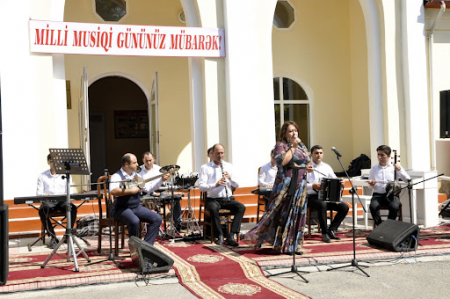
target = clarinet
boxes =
[220,159,229,200]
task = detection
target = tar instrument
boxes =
[386,150,401,200]
[124,165,179,189]
[318,177,342,202]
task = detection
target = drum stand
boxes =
[180,187,202,240]
[327,152,369,277]
[161,184,183,242]
[41,150,91,272]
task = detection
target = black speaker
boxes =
[440,90,450,138]
[366,219,420,252]
[0,205,8,286]
[128,236,174,274]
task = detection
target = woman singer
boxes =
[241,121,311,255]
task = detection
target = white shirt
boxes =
[109,168,161,194]
[306,161,336,195]
[36,169,68,195]
[139,164,164,193]
[197,161,239,198]
[368,164,410,194]
[258,162,277,187]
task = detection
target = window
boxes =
[95,0,127,22]
[274,77,310,148]
[273,0,295,29]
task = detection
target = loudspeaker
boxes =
[128,236,174,274]
[366,219,420,252]
[0,205,8,286]
[440,90,450,138]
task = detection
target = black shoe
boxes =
[322,233,331,243]
[216,235,224,245]
[224,238,239,247]
[327,230,341,240]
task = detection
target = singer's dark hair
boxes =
[207,147,214,156]
[278,121,300,143]
[142,151,155,159]
[376,145,391,156]
[47,154,52,162]
[310,145,323,154]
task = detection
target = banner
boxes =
[29,20,225,58]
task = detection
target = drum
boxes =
[318,178,342,201]
[141,195,161,210]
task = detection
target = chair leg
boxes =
[257,202,260,222]
[307,208,312,237]
[97,225,102,254]
[115,223,119,256]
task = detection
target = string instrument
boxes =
[385,149,402,200]
[124,167,177,189]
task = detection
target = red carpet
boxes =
[157,240,309,298]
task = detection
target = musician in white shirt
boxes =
[198,144,245,246]
[258,150,277,188]
[139,151,183,230]
[110,153,169,245]
[37,154,77,248]
[306,145,348,243]
[368,145,410,227]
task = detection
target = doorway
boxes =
[88,76,149,181]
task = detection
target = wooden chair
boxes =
[306,205,334,237]
[256,167,268,222]
[199,189,240,243]
[97,175,125,256]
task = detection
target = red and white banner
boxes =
[29,20,225,58]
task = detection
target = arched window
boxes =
[274,77,310,148]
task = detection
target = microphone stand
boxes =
[327,150,370,277]
[87,169,124,268]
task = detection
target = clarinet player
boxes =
[197,143,246,246]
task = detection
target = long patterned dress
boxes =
[241,142,310,254]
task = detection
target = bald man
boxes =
[110,153,169,245]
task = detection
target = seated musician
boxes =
[198,144,245,246]
[110,153,169,245]
[258,149,277,188]
[368,145,410,227]
[306,145,348,243]
[37,154,77,249]
[139,151,183,230]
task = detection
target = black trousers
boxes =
[308,195,349,234]
[39,201,77,237]
[205,197,246,237]
[370,193,400,226]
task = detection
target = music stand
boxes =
[41,149,91,272]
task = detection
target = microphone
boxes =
[331,147,342,157]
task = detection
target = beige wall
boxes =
[64,0,192,171]
[273,0,370,171]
